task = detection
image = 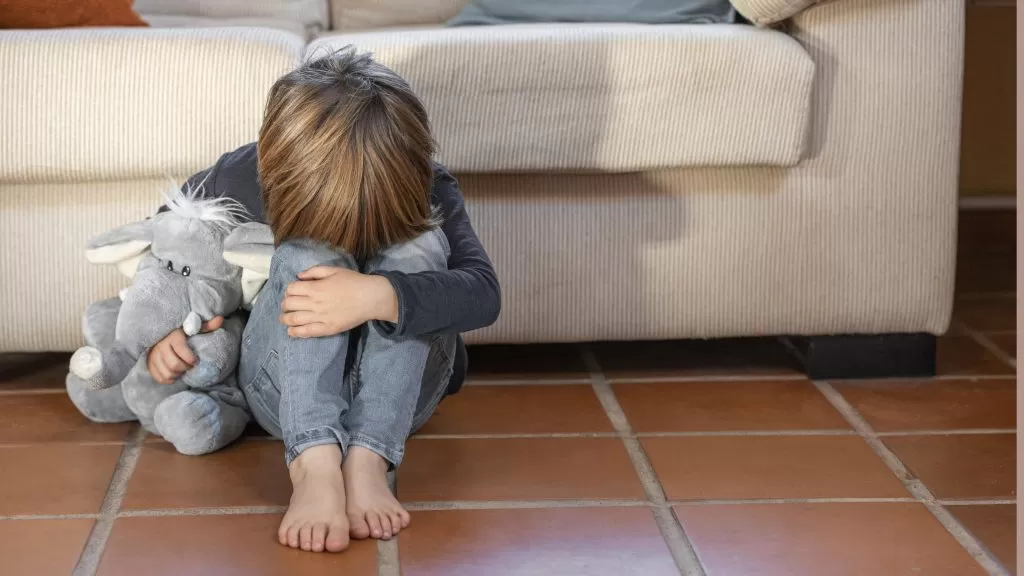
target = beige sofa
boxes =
[0,0,965,369]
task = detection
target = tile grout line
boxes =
[9,495,1014,522]
[934,374,1017,381]
[578,344,707,576]
[813,381,1011,576]
[404,499,652,511]
[217,428,1016,443]
[603,374,808,384]
[117,506,287,517]
[413,430,860,440]
[378,538,401,576]
[465,377,594,386]
[875,429,1016,437]
[954,321,1017,370]
[0,388,70,396]
[0,440,133,449]
[939,499,1017,506]
[0,513,101,521]
[72,424,147,576]
[639,429,853,437]
[414,432,622,439]
[671,497,919,506]
[380,471,401,576]
[458,374,1017,386]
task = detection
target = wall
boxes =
[959,0,1016,196]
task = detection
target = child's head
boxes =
[258,47,435,259]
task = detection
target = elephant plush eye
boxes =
[166,261,173,272]
[181,266,191,277]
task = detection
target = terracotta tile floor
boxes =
[0,210,1016,575]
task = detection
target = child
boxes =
[145,48,501,553]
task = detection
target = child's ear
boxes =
[223,222,275,309]
[85,219,154,279]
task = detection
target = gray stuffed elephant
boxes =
[67,183,275,455]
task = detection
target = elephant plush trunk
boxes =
[116,268,191,354]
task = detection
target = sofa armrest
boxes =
[0,27,303,184]
[730,0,823,26]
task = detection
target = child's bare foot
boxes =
[344,446,410,540]
[280,444,350,553]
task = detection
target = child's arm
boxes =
[164,146,500,340]
[368,167,501,338]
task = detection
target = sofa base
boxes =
[787,334,937,380]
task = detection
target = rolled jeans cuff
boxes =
[285,427,349,467]
[349,433,405,469]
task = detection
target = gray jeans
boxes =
[238,229,456,467]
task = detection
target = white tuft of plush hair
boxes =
[161,176,247,228]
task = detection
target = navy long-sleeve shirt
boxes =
[176,143,501,338]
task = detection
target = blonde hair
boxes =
[258,47,436,259]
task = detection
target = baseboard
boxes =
[959,194,1017,210]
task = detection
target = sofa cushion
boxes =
[729,0,816,26]
[0,27,304,183]
[447,0,737,26]
[142,14,309,39]
[309,23,814,173]
[329,0,469,31]
[134,0,328,33]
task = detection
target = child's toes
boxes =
[348,512,371,539]
[311,524,327,552]
[398,508,411,528]
[380,515,393,540]
[299,524,314,551]
[366,512,384,538]
[388,512,404,535]
[325,521,350,552]
[287,524,301,548]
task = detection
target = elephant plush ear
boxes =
[223,222,275,310]
[84,219,154,279]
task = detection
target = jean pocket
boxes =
[427,334,453,374]
[242,349,282,435]
[411,335,456,433]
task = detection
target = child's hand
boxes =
[280,266,399,338]
[146,316,224,384]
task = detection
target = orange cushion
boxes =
[0,0,148,28]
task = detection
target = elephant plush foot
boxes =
[66,373,136,423]
[69,346,102,379]
[122,360,185,433]
[70,345,135,391]
[154,391,250,455]
[69,346,110,390]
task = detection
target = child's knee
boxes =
[272,240,358,280]
[369,229,449,275]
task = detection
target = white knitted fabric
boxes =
[310,23,816,172]
[0,27,303,184]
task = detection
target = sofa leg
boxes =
[786,333,937,380]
